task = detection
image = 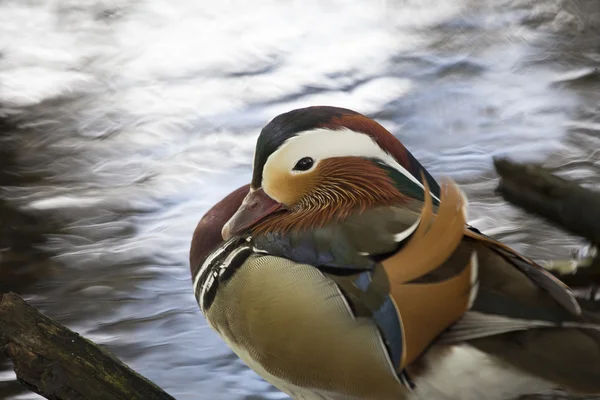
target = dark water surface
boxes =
[1,0,600,399]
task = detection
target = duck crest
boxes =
[321,112,441,200]
[253,106,440,199]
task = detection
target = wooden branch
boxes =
[0,292,176,400]
[493,157,600,287]
[493,159,600,398]
[494,157,600,245]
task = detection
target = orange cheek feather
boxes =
[254,158,406,234]
[264,167,320,208]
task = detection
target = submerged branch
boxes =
[493,157,600,287]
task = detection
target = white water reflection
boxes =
[1,0,599,399]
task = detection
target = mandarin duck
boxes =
[190,106,600,400]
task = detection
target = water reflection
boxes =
[1,0,599,399]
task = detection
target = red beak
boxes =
[221,188,284,240]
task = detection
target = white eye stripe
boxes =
[262,128,441,203]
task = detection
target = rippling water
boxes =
[1,0,600,398]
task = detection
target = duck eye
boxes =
[293,157,314,171]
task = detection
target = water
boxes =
[1,0,599,398]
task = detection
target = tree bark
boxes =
[0,292,176,400]
[493,157,600,287]
[494,157,600,246]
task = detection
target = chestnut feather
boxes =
[252,157,408,235]
[323,114,412,169]
[322,113,440,198]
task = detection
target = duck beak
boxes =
[221,188,284,240]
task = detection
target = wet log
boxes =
[494,157,600,245]
[493,157,600,287]
[0,292,175,400]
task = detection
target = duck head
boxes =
[222,106,441,240]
